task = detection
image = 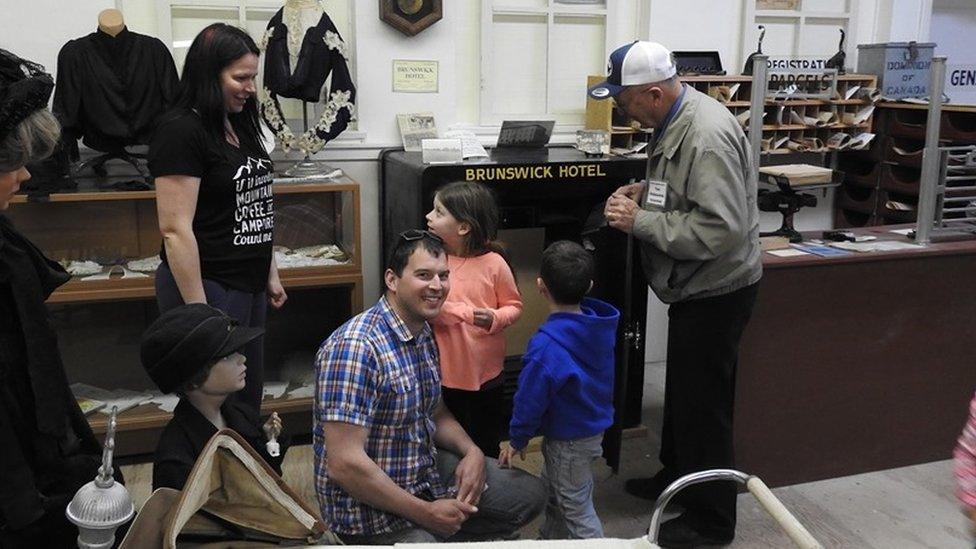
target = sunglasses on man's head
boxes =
[399,229,443,243]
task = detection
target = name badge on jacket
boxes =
[644,179,668,209]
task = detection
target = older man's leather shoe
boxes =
[656,515,733,548]
[624,471,692,507]
[624,469,680,500]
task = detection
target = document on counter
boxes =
[790,243,853,257]
[829,240,923,252]
[871,241,924,251]
[767,248,811,257]
[443,130,488,159]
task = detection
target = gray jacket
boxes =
[633,86,762,303]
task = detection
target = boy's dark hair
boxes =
[540,240,594,305]
[175,360,218,397]
[384,230,446,289]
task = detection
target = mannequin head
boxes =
[97,9,125,37]
[177,23,263,144]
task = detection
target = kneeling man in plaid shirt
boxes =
[314,229,546,544]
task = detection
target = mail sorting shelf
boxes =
[836,103,976,228]
[925,146,976,238]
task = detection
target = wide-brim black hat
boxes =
[141,304,264,394]
[0,48,54,143]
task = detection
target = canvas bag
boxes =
[120,429,337,548]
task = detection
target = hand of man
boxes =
[453,446,487,506]
[420,498,477,537]
[604,193,641,234]
[472,308,495,330]
[613,181,646,201]
[497,444,525,468]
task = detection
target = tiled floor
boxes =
[120,362,974,547]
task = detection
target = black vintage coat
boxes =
[0,214,105,542]
[152,396,286,491]
[53,27,178,159]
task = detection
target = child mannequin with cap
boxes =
[141,303,285,490]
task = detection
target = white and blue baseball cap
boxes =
[587,41,677,100]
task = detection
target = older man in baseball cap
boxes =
[593,41,762,548]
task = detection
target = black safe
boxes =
[380,146,648,470]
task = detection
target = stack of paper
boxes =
[759,164,834,186]
[443,130,488,159]
[829,240,923,252]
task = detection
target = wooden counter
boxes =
[735,225,976,487]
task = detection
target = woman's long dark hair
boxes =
[174,23,263,149]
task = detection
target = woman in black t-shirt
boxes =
[149,23,286,412]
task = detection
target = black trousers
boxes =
[659,282,759,537]
[442,381,505,459]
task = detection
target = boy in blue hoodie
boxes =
[499,240,619,539]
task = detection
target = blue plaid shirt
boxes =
[313,296,447,536]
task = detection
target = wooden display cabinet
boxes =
[586,73,878,155]
[6,178,363,457]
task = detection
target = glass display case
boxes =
[6,176,362,455]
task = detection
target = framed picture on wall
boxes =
[379,0,443,36]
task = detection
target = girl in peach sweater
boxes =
[426,181,522,458]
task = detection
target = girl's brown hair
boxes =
[434,181,517,279]
[434,181,499,255]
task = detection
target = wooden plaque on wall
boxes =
[379,0,443,36]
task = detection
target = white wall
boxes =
[933,0,976,63]
[0,0,925,361]
[647,0,745,75]
[0,0,115,74]
[887,0,934,41]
